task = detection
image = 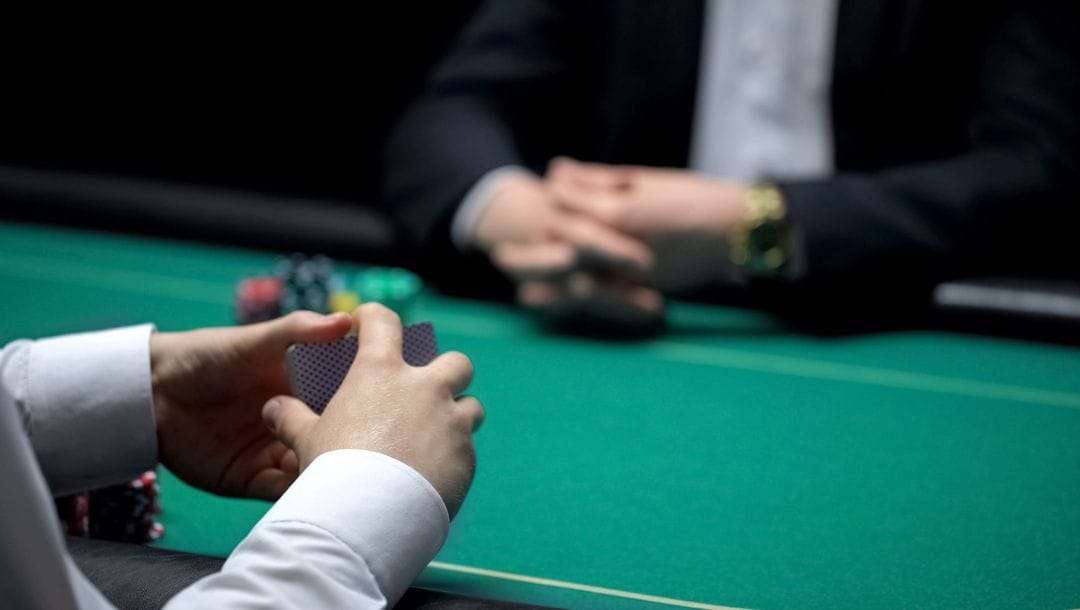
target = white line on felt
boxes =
[427,561,748,610]
[418,307,1080,410]
[649,341,1080,410]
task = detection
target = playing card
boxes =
[285,322,438,414]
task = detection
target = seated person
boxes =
[0,304,483,608]
[383,0,1079,328]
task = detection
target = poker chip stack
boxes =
[88,470,165,543]
[276,254,335,316]
[234,255,422,322]
[235,277,284,325]
[56,470,164,543]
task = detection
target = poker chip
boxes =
[329,290,361,313]
[353,267,421,319]
[235,276,283,324]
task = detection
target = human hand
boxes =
[474,172,665,328]
[150,311,353,501]
[261,304,484,518]
[547,157,746,237]
[547,158,749,292]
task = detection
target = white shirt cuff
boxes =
[450,165,535,252]
[255,449,449,603]
[27,324,157,496]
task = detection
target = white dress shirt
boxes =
[0,325,448,609]
[451,0,838,269]
[688,0,836,181]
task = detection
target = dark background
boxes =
[0,5,483,258]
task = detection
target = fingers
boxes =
[518,280,562,307]
[491,242,577,281]
[567,273,664,320]
[455,395,485,432]
[518,273,665,328]
[355,303,403,362]
[548,156,632,190]
[552,215,655,273]
[478,159,652,279]
[427,351,475,396]
[263,396,318,461]
[548,177,624,227]
[494,236,652,285]
[245,446,299,501]
[256,310,353,351]
[583,278,665,324]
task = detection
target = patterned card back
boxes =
[286,322,438,414]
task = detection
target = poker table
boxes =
[3,221,1079,610]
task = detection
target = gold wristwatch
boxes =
[728,183,792,276]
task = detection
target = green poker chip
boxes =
[352,267,421,318]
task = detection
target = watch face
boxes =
[747,215,790,274]
[751,221,784,253]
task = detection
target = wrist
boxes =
[148,331,170,395]
[148,331,180,439]
[675,180,749,237]
[453,166,535,252]
[473,173,548,251]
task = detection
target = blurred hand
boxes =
[261,304,484,518]
[474,172,664,328]
[548,158,749,292]
[150,311,353,501]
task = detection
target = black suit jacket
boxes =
[383,0,1079,295]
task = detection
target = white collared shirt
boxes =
[689,0,837,182]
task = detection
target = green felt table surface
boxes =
[2,221,1079,609]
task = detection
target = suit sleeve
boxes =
[779,2,1080,282]
[382,0,577,255]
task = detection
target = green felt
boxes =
[2,221,1079,609]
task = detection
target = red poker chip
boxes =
[239,277,284,302]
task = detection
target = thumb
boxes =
[263,396,318,464]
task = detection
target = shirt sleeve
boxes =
[166,449,450,610]
[1,324,158,496]
[0,327,161,610]
[450,165,536,252]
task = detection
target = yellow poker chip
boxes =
[329,291,361,314]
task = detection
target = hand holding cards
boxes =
[286,322,440,414]
[264,304,483,517]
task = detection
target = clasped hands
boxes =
[473,157,749,329]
